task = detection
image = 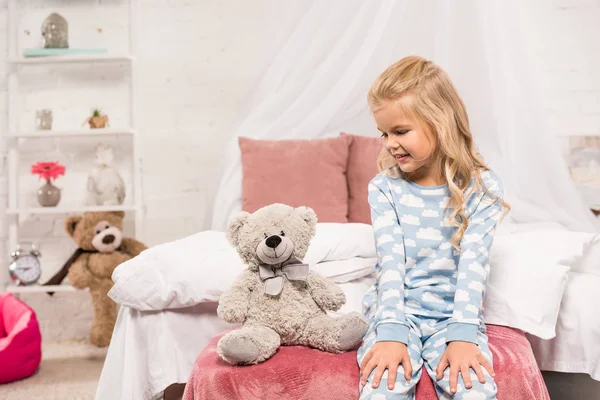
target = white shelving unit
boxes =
[4,0,144,293]
[9,54,134,65]
[6,284,81,294]
[9,127,137,138]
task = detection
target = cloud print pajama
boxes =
[358,170,504,400]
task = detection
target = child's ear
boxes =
[65,216,82,237]
[226,212,250,247]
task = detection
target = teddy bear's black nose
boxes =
[102,234,115,244]
[265,235,282,249]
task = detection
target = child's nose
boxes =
[385,137,400,150]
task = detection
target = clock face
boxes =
[9,255,41,285]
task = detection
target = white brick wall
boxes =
[520,0,600,139]
[0,1,598,340]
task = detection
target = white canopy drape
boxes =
[211,0,598,233]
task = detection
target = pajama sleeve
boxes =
[447,171,504,344]
[369,177,410,345]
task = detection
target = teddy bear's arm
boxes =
[119,237,147,258]
[306,272,346,311]
[217,270,257,324]
[67,253,97,289]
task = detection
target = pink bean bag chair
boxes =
[0,293,42,384]
[183,325,550,400]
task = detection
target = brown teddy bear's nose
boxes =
[102,234,115,244]
[265,235,282,249]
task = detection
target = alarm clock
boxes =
[8,243,42,286]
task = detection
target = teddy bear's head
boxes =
[65,211,125,253]
[227,203,318,270]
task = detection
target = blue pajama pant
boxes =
[357,315,498,399]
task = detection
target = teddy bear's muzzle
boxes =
[257,235,294,265]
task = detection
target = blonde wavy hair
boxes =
[369,55,510,248]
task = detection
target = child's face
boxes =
[373,97,437,174]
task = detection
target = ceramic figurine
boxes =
[41,13,69,49]
[86,144,126,206]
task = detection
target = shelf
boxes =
[555,132,600,137]
[6,204,137,216]
[5,284,84,293]
[9,54,134,65]
[9,128,137,138]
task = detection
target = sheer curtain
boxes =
[211,0,598,233]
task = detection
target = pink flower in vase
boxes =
[31,161,66,182]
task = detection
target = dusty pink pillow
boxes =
[239,136,350,222]
[341,132,383,224]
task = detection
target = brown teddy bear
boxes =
[44,211,146,346]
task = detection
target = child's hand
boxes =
[436,341,495,393]
[360,341,412,390]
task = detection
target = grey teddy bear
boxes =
[216,203,369,365]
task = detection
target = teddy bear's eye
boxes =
[96,230,101,234]
[264,233,268,239]
[105,224,110,229]
[280,230,285,236]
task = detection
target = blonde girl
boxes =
[358,55,510,400]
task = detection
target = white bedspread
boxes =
[528,271,600,381]
[95,302,235,400]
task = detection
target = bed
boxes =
[96,240,600,400]
[96,132,600,400]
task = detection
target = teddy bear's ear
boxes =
[296,206,317,227]
[226,211,250,247]
[111,211,125,219]
[65,215,82,237]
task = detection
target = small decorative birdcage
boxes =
[41,13,69,49]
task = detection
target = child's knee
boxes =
[359,368,420,399]
[451,374,497,400]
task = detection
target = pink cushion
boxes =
[239,136,350,222]
[0,293,42,384]
[183,325,550,400]
[341,132,383,224]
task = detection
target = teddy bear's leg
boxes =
[217,325,280,365]
[300,312,368,353]
[89,282,118,347]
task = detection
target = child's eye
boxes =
[380,132,388,138]
[396,130,408,135]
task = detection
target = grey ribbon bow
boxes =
[258,257,309,296]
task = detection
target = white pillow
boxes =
[572,233,600,276]
[311,258,376,283]
[483,229,590,339]
[303,223,376,263]
[109,231,244,310]
[109,224,377,311]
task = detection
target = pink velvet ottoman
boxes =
[183,325,550,400]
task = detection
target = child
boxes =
[357,55,510,400]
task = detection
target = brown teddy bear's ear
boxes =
[65,215,82,237]
[296,206,317,227]
[226,211,250,247]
